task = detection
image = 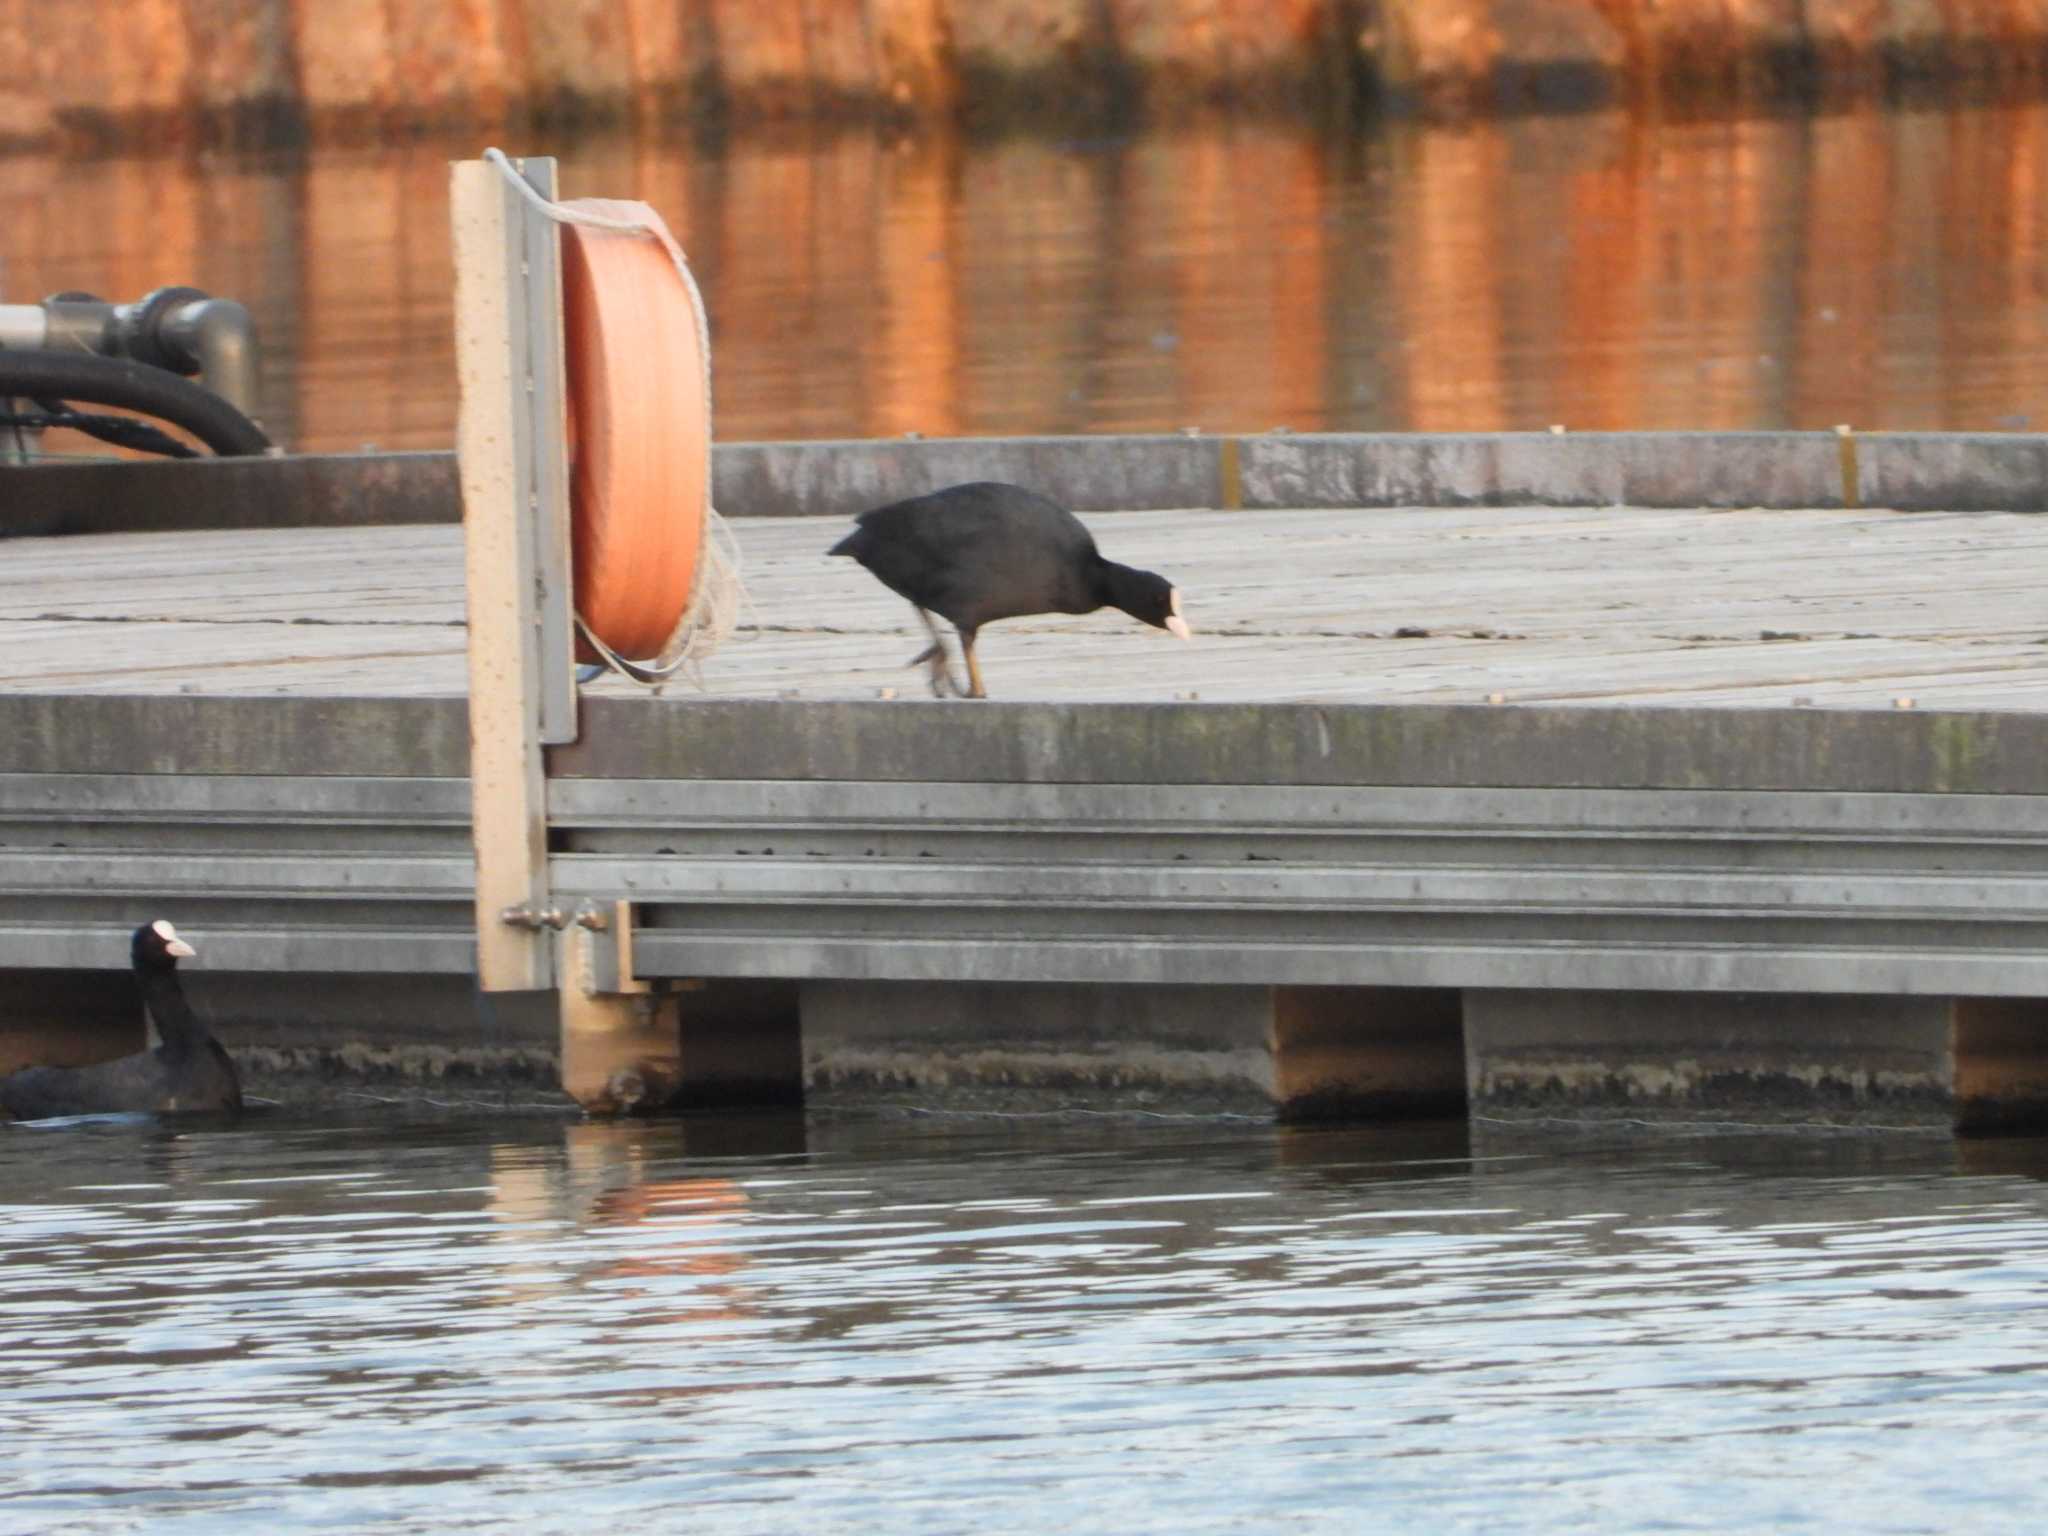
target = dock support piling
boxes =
[670,981,804,1110]
[1953,999,2048,1136]
[1271,986,1467,1122]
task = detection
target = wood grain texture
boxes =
[2,505,2043,710]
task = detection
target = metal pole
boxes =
[0,305,49,348]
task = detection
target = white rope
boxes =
[483,146,744,689]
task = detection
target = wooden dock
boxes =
[5,503,2047,707]
[5,495,2048,1130]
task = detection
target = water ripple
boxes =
[5,1117,2048,1534]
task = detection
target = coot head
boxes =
[1112,569,1193,641]
[132,920,196,974]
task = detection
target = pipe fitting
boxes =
[160,298,260,419]
[115,286,211,372]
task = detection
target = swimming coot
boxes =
[828,481,1191,698]
[0,921,242,1120]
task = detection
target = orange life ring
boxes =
[558,199,708,662]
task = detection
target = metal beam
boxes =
[505,160,578,747]
[623,933,2048,998]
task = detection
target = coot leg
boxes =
[962,629,987,699]
[907,606,964,697]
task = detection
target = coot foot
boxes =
[908,607,966,697]
[905,642,962,697]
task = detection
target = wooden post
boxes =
[452,154,556,994]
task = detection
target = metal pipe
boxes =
[39,298,114,354]
[0,305,48,348]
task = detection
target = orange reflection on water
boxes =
[2,106,2045,455]
[489,1127,758,1333]
[1386,121,1508,431]
[587,1173,751,1283]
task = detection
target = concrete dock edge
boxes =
[8,430,2048,536]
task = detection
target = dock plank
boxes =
[3,507,2045,708]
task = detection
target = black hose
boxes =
[5,401,201,459]
[0,349,271,457]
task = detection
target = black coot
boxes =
[829,481,1191,698]
[0,921,242,1120]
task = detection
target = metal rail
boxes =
[543,776,2048,997]
[4,700,2045,1000]
[0,770,474,974]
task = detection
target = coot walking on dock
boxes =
[0,921,242,1120]
[829,481,1191,698]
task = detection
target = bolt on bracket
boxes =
[563,898,651,996]
[499,904,567,931]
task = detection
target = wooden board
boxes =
[2,506,2044,709]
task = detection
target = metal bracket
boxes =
[566,898,654,996]
[507,159,580,747]
[557,897,681,1114]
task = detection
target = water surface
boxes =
[6,1111,2048,1533]
[3,106,2046,455]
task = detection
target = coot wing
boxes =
[848,485,1104,627]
